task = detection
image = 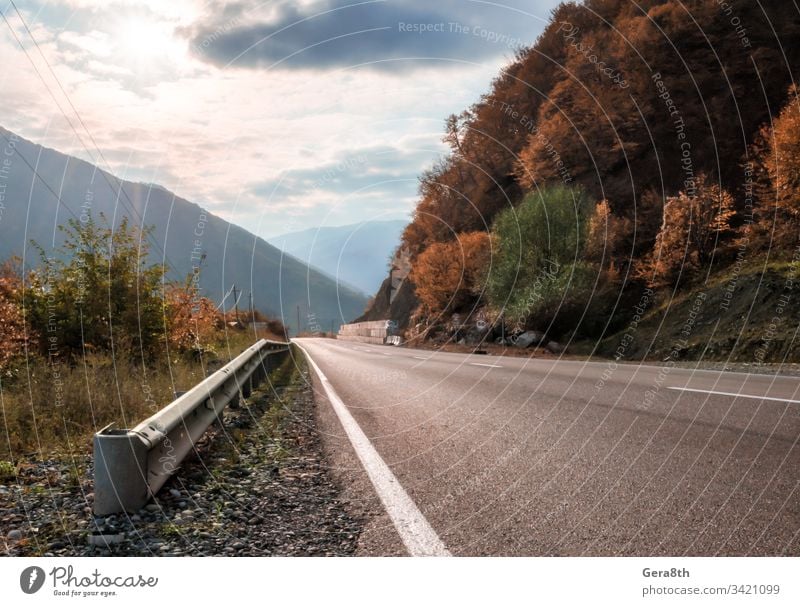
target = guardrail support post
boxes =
[93,429,150,515]
[241,373,252,398]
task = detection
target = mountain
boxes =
[0,126,368,333]
[268,220,406,295]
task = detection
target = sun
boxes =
[112,15,183,72]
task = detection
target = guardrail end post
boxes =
[93,429,150,515]
[90,340,290,510]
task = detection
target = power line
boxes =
[8,0,160,232]
[232,284,240,323]
[216,284,235,310]
[1,3,178,271]
[0,130,83,226]
[10,0,126,185]
[0,129,174,283]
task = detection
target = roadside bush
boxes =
[0,215,288,458]
[585,199,633,267]
[0,258,35,373]
[639,173,737,286]
[486,185,597,332]
[27,215,165,359]
[164,282,222,357]
[410,231,490,315]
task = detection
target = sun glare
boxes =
[113,15,182,72]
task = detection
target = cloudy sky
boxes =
[1,0,559,238]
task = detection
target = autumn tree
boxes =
[585,199,633,268]
[401,0,800,262]
[410,231,490,315]
[163,282,221,356]
[0,259,34,371]
[458,231,492,298]
[643,174,736,285]
[752,85,800,244]
[513,0,800,210]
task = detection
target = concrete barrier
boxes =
[338,320,396,344]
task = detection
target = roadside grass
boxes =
[0,459,14,480]
[0,329,287,461]
[159,523,182,539]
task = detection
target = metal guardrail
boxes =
[93,339,290,515]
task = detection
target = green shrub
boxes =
[0,459,15,480]
[28,214,165,359]
[486,185,597,333]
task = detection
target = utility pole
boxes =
[232,284,240,325]
[248,291,253,323]
[296,305,301,335]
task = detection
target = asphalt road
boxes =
[294,338,800,556]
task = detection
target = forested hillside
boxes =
[378,0,800,361]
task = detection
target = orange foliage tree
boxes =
[752,85,800,242]
[643,173,736,285]
[399,0,800,296]
[163,282,222,355]
[0,259,34,371]
[410,231,491,315]
[585,199,633,268]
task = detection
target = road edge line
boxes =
[295,342,451,557]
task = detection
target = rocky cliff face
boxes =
[356,246,418,328]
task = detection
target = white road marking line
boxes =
[667,386,800,404]
[297,344,451,557]
[469,363,503,368]
[413,356,428,360]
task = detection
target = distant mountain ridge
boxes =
[0,126,367,333]
[268,220,406,295]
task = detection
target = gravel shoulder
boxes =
[1,350,364,556]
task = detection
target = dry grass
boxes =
[0,328,288,461]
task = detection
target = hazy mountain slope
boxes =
[0,127,367,332]
[268,220,406,295]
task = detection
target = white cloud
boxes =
[57,29,111,57]
[1,0,557,238]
